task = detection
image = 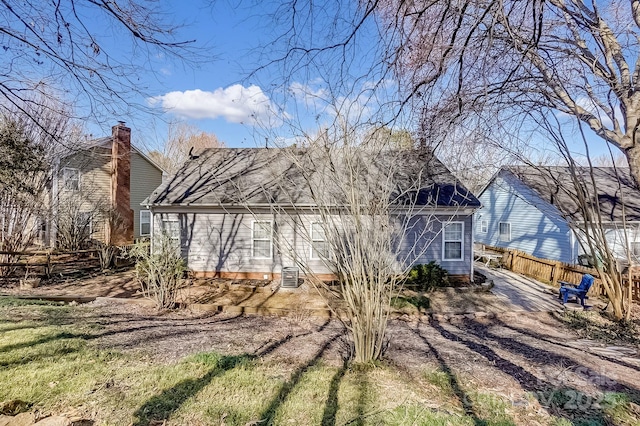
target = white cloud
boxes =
[557,96,623,129]
[289,81,329,104]
[149,85,282,126]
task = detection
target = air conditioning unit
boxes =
[281,267,299,288]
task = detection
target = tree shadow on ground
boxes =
[458,317,640,402]
[258,333,343,425]
[0,331,76,354]
[427,317,636,424]
[497,317,640,373]
[132,354,253,426]
[321,359,348,426]
[410,323,492,426]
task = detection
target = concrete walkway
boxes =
[475,263,566,312]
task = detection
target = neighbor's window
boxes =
[480,220,488,233]
[63,168,80,191]
[631,242,640,257]
[252,221,273,258]
[76,211,93,236]
[499,222,511,242]
[443,222,464,260]
[140,210,151,236]
[310,222,329,259]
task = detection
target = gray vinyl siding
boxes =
[57,147,113,242]
[152,209,474,277]
[475,172,575,263]
[130,151,163,239]
[152,211,334,275]
[398,214,474,275]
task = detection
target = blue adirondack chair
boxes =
[559,274,595,307]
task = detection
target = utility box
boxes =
[281,267,300,288]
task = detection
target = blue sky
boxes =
[44,0,622,163]
[75,0,378,151]
[113,1,288,149]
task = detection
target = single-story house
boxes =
[144,147,481,281]
[475,166,640,264]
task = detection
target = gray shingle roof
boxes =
[506,166,640,222]
[146,147,480,209]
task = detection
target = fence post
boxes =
[45,251,51,280]
[551,261,560,286]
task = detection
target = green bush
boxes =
[407,262,449,291]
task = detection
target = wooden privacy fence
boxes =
[484,245,640,302]
[0,244,144,279]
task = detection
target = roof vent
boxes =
[281,267,299,288]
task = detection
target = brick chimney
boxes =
[109,122,134,244]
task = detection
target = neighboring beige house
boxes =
[47,123,164,247]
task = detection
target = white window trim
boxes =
[442,221,464,261]
[62,167,80,191]
[251,220,273,259]
[140,210,152,236]
[499,222,511,242]
[480,220,488,233]
[310,222,327,260]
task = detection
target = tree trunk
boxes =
[625,144,640,189]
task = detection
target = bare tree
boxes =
[0,0,196,129]
[256,124,474,363]
[0,101,82,274]
[379,1,640,186]
[262,1,640,187]
[545,115,636,321]
[147,122,224,175]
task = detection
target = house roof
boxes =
[145,147,480,209]
[504,166,640,222]
[81,136,166,174]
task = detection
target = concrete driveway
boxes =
[475,264,567,312]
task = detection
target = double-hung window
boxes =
[310,222,329,259]
[63,168,80,191]
[252,221,273,259]
[443,222,464,261]
[499,222,511,242]
[140,210,151,236]
[480,220,488,233]
[162,219,180,247]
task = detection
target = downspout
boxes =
[50,157,60,248]
[470,213,475,282]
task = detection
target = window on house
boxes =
[140,210,151,236]
[162,219,180,247]
[631,242,640,257]
[76,212,93,237]
[63,168,80,191]
[499,222,511,242]
[480,220,488,233]
[310,222,329,259]
[252,221,273,259]
[443,222,464,260]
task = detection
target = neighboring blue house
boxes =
[475,166,640,264]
